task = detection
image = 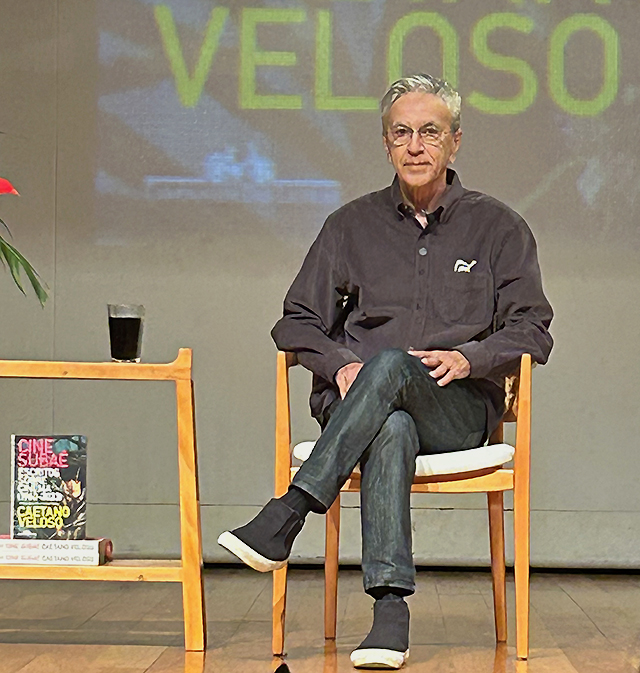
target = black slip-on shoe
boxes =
[217,498,304,572]
[350,597,410,669]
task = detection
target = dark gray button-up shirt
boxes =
[272,169,553,432]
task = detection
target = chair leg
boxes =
[487,491,507,643]
[514,484,530,659]
[272,565,288,656]
[324,494,341,640]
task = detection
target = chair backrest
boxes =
[512,353,532,488]
[489,354,531,437]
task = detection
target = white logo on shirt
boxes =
[454,259,477,273]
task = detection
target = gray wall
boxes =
[1,1,639,568]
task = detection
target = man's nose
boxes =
[407,131,424,154]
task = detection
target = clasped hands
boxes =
[335,350,470,399]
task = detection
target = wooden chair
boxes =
[272,351,532,660]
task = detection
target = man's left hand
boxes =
[408,350,470,386]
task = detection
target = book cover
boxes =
[0,537,112,565]
[11,435,87,540]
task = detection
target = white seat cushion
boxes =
[292,441,514,478]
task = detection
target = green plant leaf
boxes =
[0,234,48,306]
[0,215,11,236]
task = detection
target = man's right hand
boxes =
[335,362,364,399]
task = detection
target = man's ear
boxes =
[449,128,463,164]
[382,134,392,162]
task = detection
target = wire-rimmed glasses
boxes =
[386,123,449,148]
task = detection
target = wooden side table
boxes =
[0,348,206,651]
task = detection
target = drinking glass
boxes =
[107,304,144,362]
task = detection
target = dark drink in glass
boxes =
[107,304,144,362]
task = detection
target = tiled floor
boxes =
[1,568,639,672]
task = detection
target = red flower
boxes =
[0,177,19,195]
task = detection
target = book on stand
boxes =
[10,435,87,540]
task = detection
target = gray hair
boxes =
[380,74,461,133]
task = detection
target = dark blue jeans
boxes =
[292,349,487,596]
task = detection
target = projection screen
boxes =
[95,0,638,259]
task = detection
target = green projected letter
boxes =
[549,14,619,116]
[315,10,377,111]
[468,13,537,115]
[387,13,458,87]
[240,8,306,110]
[154,5,229,108]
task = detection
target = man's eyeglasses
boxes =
[387,124,449,147]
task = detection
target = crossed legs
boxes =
[292,348,487,594]
[218,348,487,667]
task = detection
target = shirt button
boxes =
[419,269,425,276]
[418,247,427,256]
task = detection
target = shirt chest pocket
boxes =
[436,273,493,325]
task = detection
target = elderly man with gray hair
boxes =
[219,74,553,669]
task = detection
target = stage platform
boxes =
[0,567,638,672]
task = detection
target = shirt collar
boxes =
[392,168,464,223]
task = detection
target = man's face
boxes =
[383,91,462,193]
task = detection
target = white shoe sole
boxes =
[350,648,409,669]
[217,531,287,572]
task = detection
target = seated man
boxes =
[219,73,553,670]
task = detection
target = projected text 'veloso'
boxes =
[97,1,627,227]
